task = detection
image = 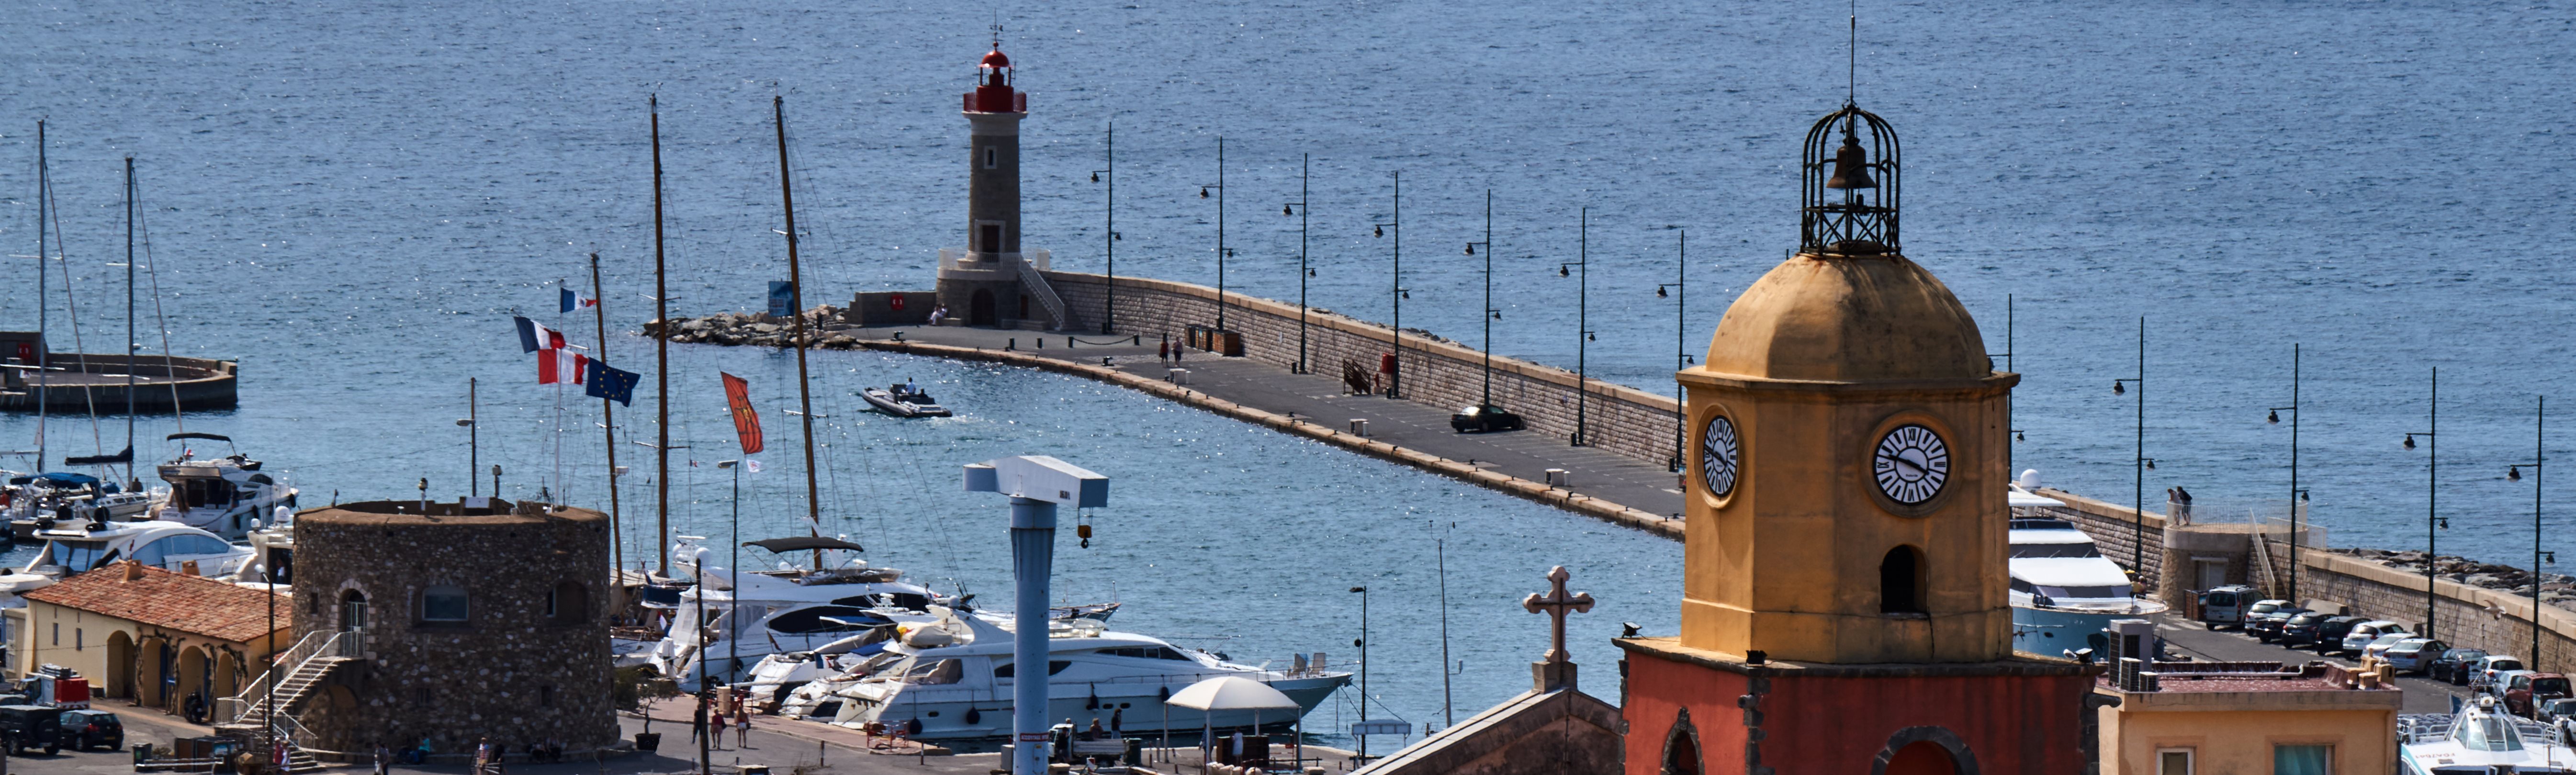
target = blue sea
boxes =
[2,0,2573,733]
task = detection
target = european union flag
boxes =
[585,362,641,406]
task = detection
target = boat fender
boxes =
[1086,685,1098,710]
[964,708,980,725]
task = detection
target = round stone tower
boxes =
[285,499,616,756]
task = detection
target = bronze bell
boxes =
[1825,135,1877,190]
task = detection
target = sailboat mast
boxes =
[34,120,48,472]
[124,157,136,486]
[591,251,623,577]
[651,96,671,576]
[770,96,823,571]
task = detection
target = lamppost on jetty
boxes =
[1462,191,1499,411]
[2405,368,2442,638]
[1198,137,1230,333]
[2109,317,2150,576]
[1349,584,1371,759]
[2506,397,2547,668]
[1090,123,1117,334]
[2266,344,2302,602]
[1558,207,1593,447]
[1282,156,1312,374]
[1655,231,1690,472]
[1370,173,1403,399]
[963,456,1109,775]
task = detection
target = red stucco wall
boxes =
[1624,654,2092,774]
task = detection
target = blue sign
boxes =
[768,281,795,317]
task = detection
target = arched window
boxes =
[1661,708,1703,775]
[547,581,588,625]
[1881,545,1926,615]
[421,584,469,623]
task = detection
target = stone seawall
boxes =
[1046,271,1691,472]
[2291,547,2576,673]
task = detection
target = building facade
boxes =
[11,561,285,716]
[2094,662,2398,775]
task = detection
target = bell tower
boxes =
[1619,98,2097,775]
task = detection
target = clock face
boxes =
[1873,424,1951,506]
[1700,415,1740,498]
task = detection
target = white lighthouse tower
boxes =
[935,39,1072,329]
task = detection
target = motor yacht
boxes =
[147,433,297,540]
[0,519,257,611]
[780,607,1350,741]
[647,537,945,692]
[2007,490,2169,657]
[2400,696,2576,773]
[2,472,156,539]
[861,381,951,418]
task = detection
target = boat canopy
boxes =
[746,537,866,554]
[166,432,232,442]
[11,472,101,489]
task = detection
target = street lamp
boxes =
[718,460,741,688]
[1558,207,1593,447]
[1090,122,1118,334]
[2266,343,2301,602]
[2405,367,2441,638]
[1655,230,1692,472]
[2109,317,2148,575]
[1197,136,1229,333]
[1282,154,1311,374]
[463,377,478,496]
[2505,397,2546,667]
[1349,584,1370,760]
[256,558,274,752]
[1371,172,1402,399]
[1463,191,1500,411]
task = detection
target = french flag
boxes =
[562,289,596,314]
[538,348,588,385]
[514,316,568,353]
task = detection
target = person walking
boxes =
[710,707,728,751]
[1157,339,1169,366]
[1109,708,1122,737]
[373,741,391,775]
[691,697,708,747]
[735,711,752,748]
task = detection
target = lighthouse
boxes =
[935,40,1072,330]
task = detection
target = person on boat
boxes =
[903,377,919,395]
[1109,708,1122,736]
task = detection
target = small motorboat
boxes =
[862,380,951,417]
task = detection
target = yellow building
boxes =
[7,561,286,715]
[2096,662,2399,775]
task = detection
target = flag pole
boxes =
[591,252,624,579]
[771,96,825,571]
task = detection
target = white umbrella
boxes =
[1167,677,1299,766]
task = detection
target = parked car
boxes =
[2311,616,2367,652]
[56,709,119,751]
[2493,670,2538,702]
[2509,673,2574,718]
[1448,404,1525,433]
[0,705,62,754]
[2382,638,2447,672]
[2360,632,2417,661]
[2277,612,2334,647]
[2432,648,2491,684]
[2250,606,2309,643]
[2475,656,2530,692]
[2542,698,2576,744]
[2197,585,2258,629]
[2340,620,2409,656]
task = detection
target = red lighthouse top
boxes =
[966,45,1025,114]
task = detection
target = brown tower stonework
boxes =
[288,499,617,755]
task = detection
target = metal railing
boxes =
[216,630,357,723]
[938,248,1051,273]
[1014,255,1075,330]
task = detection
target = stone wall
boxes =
[290,500,618,755]
[2289,548,2576,673]
[1045,271,1691,472]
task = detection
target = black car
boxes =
[2248,607,2309,643]
[1449,404,1525,434]
[2277,612,2331,647]
[58,710,120,751]
[0,705,63,754]
[2310,616,2366,652]
[2437,648,2494,685]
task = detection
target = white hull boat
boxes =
[861,383,951,417]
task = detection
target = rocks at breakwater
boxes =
[2334,547,2576,606]
[646,309,860,349]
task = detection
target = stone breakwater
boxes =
[647,309,855,348]
[2332,547,2576,610]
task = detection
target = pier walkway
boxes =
[842,324,1688,536]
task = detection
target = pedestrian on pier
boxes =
[691,697,708,747]
[735,711,751,748]
[1158,340,1169,365]
[710,707,728,750]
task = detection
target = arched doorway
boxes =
[969,289,997,326]
[1880,545,1926,614]
[341,589,369,653]
[139,637,172,709]
[177,646,211,713]
[104,632,134,699]
[1885,741,1958,775]
[214,651,242,699]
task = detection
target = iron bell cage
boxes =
[1799,104,1901,256]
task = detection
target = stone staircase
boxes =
[1014,255,1077,331]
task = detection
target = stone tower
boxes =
[1618,102,2099,775]
[935,39,1065,329]
[286,499,618,756]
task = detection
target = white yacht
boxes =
[2007,489,2168,656]
[2400,696,2576,773]
[780,607,1351,741]
[649,538,945,693]
[147,433,297,540]
[0,519,256,603]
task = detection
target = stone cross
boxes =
[1523,565,1595,666]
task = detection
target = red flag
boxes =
[538,349,587,385]
[721,372,765,454]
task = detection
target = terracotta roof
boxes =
[23,562,285,643]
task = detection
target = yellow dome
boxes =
[1702,252,1990,382]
